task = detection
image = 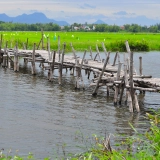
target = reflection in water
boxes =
[0,52,160,159]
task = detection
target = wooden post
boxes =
[14,43,19,71]
[70,67,74,75]
[0,40,3,64]
[139,56,142,76]
[129,52,134,99]
[70,42,76,59]
[47,37,51,61]
[0,34,3,45]
[37,38,42,50]
[89,46,93,60]
[79,50,86,89]
[94,44,102,62]
[119,78,125,105]
[0,34,3,65]
[129,51,134,112]
[79,50,86,73]
[75,59,80,89]
[49,51,56,81]
[5,41,9,67]
[112,52,119,66]
[58,43,66,85]
[114,62,122,105]
[92,52,110,96]
[128,90,133,112]
[106,86,110,96]
[70,42,76,75]
[41,28,44,49]
[125,40,131,71]
[31,43,36,75]
[134,92,140,112]
[125,40,131,55]
[124,62,129,104]
[26,38,28,50]
[101,42,108,58]
[2,43,7,68]
[58,35,61,62]
[23,42,26,50]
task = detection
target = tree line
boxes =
[0,21,160,33]
[94,24,160,33]
[0,21,61,31]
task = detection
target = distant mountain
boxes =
[93,19,106,24]
[60,14,159,26]
[0,12,69,26]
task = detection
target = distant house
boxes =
[84,26,90,30]
[93,25,96,30]
[60,26,64,30]
[74,26,79,30]
[120,26,125,30]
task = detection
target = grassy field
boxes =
[1,31,160,52]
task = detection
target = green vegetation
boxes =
[0,110,160,160]
[0,21,160,33]
[1,31,160,52]
[71,110,160,160]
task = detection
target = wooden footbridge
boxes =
[0,39,160,113]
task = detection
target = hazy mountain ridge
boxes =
[0,12,159,26]
[0,12,69,26]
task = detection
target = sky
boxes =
[0,0,160,25]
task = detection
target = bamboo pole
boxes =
[31,43,36,75]
[0,40,3,64]
[94,44,102,62]
[114,62,122,105]
[0,34,3,65]
[49,51,56,81]
[26,38,28,50]
[58,35,61,62]
[41,28,44,49]
[47,37,51,61]
[128,90,133,112]
[75,59,80,89]
[89,46,93,60]
[23,42,26,50]
[134,92,140,112]
[101,42,108,58]
[14,43,19,71]
[58,43,66,85]
[79,50,86,89]
[112,52,118,66]
[70,42,76,59]
[92,52,110,96]
[139,56,142,76]
[2,41,7,68]
[129,51,134,112]
[37,38,42,50]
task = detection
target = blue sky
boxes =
[0,0,160,25]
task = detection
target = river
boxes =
[0,51,160,159]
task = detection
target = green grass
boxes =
[1,31,160,52]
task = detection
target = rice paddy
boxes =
[1,31,160,52]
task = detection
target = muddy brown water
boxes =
[0,51,160,159]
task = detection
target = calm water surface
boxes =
[0,51,160,159]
